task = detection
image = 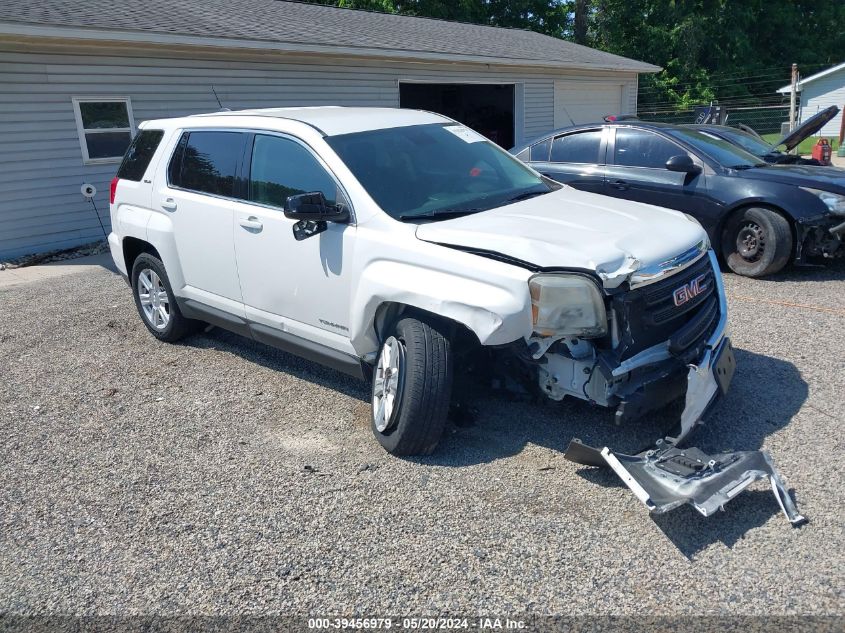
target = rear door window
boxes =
[117,129,164,181]
[248,134,340,209]
[614,128,684,169]
[550,131,602,164]
[171,131,245,197]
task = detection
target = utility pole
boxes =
[789,63,799,154]
[789,64,798,130]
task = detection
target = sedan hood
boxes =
[736,164,845,193]
[775,105,839,151]
[415,187,708,287]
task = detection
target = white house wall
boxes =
[0,40,639,258]
[799,66,845,138]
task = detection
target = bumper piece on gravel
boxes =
[565,439,806,526]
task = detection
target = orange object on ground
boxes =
[811,138,832,165]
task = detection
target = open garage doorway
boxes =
[400,82,515,148]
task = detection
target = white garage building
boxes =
[0,0,658,259]
[777,61,845,139]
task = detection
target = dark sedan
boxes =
[511,121,845,277]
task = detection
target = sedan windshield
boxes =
[705,128,777,157]
[668,127,768,169]
[325,123,553,221]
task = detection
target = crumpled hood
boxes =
[415,187,708,287]
[736,164,845,193]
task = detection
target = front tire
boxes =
[722,207,792,278]
[130,253,198,342]
[371,316,452,456]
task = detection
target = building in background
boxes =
[0,0,658,259]
[777,62,845,139]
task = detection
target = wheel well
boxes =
[717,203,796,258]
[122,237,161,274]
[373,302,481,352]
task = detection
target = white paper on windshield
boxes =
[444,125,485,143]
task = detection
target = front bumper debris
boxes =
[565,439,806,525]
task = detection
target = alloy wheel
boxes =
[137,268,170,330]
[372,336,404,433]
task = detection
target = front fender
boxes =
[350,259,532,355]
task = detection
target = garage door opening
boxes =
[400,83,515,149]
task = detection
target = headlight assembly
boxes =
[528,274,607,338]
[801,187,845,215]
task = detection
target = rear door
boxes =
[154,130,246,307]
[528,128,607,194]
[604,127,713,216]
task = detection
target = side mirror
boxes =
[284,191,349,241]
[284,191,349,222]
[665,154,702,174]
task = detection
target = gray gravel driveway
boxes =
[0,260,843,619]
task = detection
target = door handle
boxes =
[161,198,177,211]
[611,180,629,190]
[239,216,263,231]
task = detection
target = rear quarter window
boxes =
[117,129,164,181]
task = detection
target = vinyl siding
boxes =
[799,67,845,138]
[0,40,639,258]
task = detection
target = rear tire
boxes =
[722,207,792,278]
[130,253,199,342]
[371,315,453,456]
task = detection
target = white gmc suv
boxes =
[108,107,803,523]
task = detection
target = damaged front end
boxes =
[530,247,805,524]
[533,247,733,444]
[796,214,845,261]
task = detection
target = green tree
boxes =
[311,0,845,113]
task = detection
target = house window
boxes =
[72,97,135,164]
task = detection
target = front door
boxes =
[604,127,718,222]
[232,133,356,353]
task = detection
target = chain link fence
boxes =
[638,105,790,136]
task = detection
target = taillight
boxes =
[110,177,119,204]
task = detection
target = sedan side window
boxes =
[614,128,685,169]
[549,131,602,164]
[529,138,552,161]
[249,135,340,209]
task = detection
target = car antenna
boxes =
[211,86,231,112]
[559,105,576,126]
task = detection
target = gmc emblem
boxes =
[673,274,709,307]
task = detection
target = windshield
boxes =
[668,127,768,169]
[703,128,776,156]
[325,123,553,220]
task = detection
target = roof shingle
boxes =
[0,0,659,72]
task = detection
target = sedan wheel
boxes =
[722,207,792,278]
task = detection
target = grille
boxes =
[613,254,719,360]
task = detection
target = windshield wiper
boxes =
[504,189,549,204]
[399,208,484,221]
[729,164,765,170]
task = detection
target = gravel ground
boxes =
[0,260,843,620]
